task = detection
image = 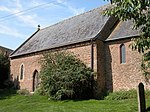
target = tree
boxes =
[0,53,10,88]
[38,51,94,100]
[104,0,150,76]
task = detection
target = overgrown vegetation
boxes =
[0,53,10,89]
[37,51,94,100]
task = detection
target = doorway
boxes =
[33,70,39,92]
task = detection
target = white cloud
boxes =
[17,14,39,28]
[0,0,85,28]
[0,0,86,39]
[0,0,88,49]
[0,0,39,28]
[0,6,10,12]
[0,25,26,39]
[29,0,46,7]
[15,0,22,9]
[68,6,85,15]
[56,0,85,15]
[12,0,39,28]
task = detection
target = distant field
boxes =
[0,90,150,112]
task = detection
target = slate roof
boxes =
[10,4,139,58]
[11,4,111,57]
[0,46,13,55]
[106,20,140,41]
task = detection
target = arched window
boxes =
[20,64,24,80]
[120,44,126,64]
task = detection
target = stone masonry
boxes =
[10,5,150,96]
[105,39,150,91]
[10,42,99,92]
[10,38,150,94]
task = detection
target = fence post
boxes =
[137,82,146,112]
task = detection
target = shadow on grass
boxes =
[0,89,17,100]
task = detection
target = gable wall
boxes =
[10,42,98,92]
[105,38,150,91]
[10,55,41,91]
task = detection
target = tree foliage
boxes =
[38,51,93,100]
[104,0,150,76]
[0,53,10,88]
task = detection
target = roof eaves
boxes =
[105,35,139,42]
[10,38,93,58]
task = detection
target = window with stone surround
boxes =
[20,64,24,80]
[120,44,126,64]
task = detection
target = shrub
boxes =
[3,80,14,89]
[38,51,94,100]
[17,89,30,96]
[0,53,10,89]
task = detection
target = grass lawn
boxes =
[0,90,150,112]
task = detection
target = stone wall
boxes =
[10,38,150,94]
[10,55,41,91]
[96,40,106,96]
[105,38,150,91]
[10,42,97,92]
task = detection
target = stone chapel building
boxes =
[10,5,150,94]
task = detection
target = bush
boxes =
[3,80,14,89]
[38,51,94,100]
[17,89,30,96]
[0,53,10,89]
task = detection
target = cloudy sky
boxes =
[0,0,108,50]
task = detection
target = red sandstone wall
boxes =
[105,39,150,91]
[68,44,91,67]
[11,39,150,93]
[96,40,106,96]
[10,42,97,92]
[67,43,97,70]
[10,55,41,91]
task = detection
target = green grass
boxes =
[105,89,150,100]
[0,90,150,112]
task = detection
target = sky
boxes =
[0,0,109,50]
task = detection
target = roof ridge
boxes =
[40,3,110,31]
[11,3,111,57]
